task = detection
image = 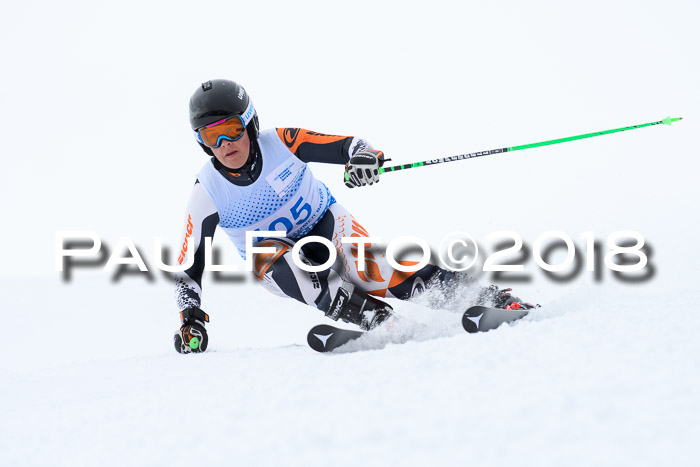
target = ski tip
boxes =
[662,116,683,126]
[307,324,364,353]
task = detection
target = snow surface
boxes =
[4,276,700,467]
[2,0,700,466]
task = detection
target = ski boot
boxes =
[326,282,393,331]
[479,285,538,310]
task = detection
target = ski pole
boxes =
[379,116,683,175]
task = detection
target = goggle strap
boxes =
[240,100,255,126]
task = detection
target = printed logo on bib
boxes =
[266,157,305,197]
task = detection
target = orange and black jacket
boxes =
[276,127,368,164]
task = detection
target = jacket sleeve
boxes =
[173,180,219,312]
[275,128,373,165]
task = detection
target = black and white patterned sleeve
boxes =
[174,180,219,313]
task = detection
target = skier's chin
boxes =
[221,152,246,169]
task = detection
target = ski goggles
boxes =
[194,100,256,148]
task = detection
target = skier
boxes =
[173,79,533,353]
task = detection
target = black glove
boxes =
[344,149,386,188]
[174,307,210,354]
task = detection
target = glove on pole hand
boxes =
[174,307,209,354]
[344,149,386,188]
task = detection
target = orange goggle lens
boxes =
[196,115,246,148]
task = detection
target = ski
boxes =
[462,306,530,333]
[309,306,532,352]
[307,324,364,353]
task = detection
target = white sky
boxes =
[1,0,698,292]
[3,6,698,462]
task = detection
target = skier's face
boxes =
[211,130,250,169]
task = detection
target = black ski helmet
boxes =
[189,79,260,156]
